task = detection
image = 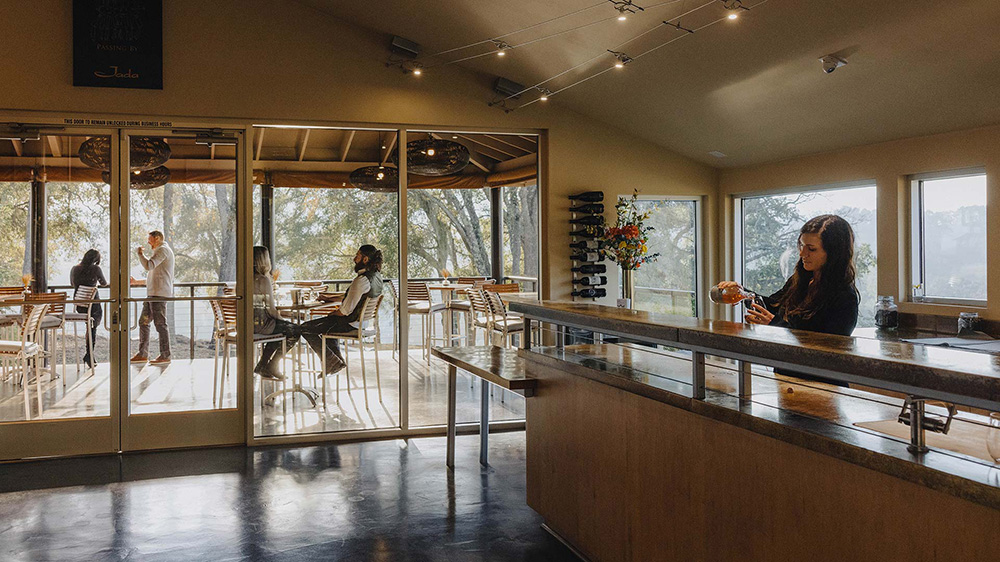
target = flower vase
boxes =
[619,267,634,309]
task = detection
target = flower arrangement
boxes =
[21,273,32,294]
[601,189,659,270]
[440,268,452,284]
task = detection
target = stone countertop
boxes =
[509,300,1000,410]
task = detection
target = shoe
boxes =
[130,353,148,363]
[150,356,172,365]
[324,355,346,375]
[259,369,286,381]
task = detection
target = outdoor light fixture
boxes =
[101,165,171,190]
[392,137,471,176]
[79,136,171,171]
[349,165,399,192]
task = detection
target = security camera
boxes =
[819,55,847,74]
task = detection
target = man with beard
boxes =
[299,244,384,375]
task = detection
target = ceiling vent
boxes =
[493,77,526,99]
[390,36,421,59]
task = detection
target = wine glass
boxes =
[987,413,1000,464]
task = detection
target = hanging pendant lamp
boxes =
[79,137,171,171]
[101,166,172,190]
[392,137,471,176]
[349,165,399,192]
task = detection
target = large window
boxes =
[633,198,698,316]
[740,185,878,328]
[911,170,987,303]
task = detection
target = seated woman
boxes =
[252,246,300,380]
[70,249,108,368]
[300,244,384,375]
[719,214,860,386]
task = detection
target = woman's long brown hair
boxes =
[778,214,858,321]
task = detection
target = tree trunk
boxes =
[162,183,175,335]
[215,184,236,283]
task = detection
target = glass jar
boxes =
[958,312,980,335]
[874,295,898,330]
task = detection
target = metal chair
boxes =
[403,281,446,365]
[0,303,48,420]
[210,298,287,408]
[63,285,99,377]
[22,292,67,382]
[320,294,384,410]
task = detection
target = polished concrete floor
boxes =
[0,432,577,562]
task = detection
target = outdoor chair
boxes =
[320,294,384,410]
[0,286,25,340]
[447,278,494,345]
[485,290,524,348]
[22,292,67,382]
[0,303,49,421]
[63,285,99,377]
[403,281,446,365]
[467,288,494,347]
[210,298,288,409]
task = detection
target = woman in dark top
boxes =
[70,249,108,367]
[723,214,860,385]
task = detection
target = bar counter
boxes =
[508,300,1000,562]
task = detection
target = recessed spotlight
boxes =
[413,69,422,76]
[381,145,387,149]
[451,135,458,139]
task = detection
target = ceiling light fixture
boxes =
[728,13,738,20]
[350,165,399,192]
[608,49,633,69]
[537,87,553,101]
[392,137,471,176]
[721,0,750,18]
[491,39,512,57]
[609,1,645,21]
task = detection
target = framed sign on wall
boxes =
[73,0,163,90]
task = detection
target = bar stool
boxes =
[64,285,99,377]
[0,303,48,420]
[320,294,384,409]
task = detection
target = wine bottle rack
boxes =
[569,191,606,301]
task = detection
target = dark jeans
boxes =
[78,303,102,362]
[255,318,300,375]
[138,301,170,358]
[300,314,355,369]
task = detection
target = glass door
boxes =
[0,126,120,460]
[118,128,247,451]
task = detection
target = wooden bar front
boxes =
[524,355,1000,562]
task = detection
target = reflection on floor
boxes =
[0,432,578,561]
[0,348,525,434]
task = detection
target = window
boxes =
[911,170,987,303]
[632,198,699,316]
[739,184,878,327]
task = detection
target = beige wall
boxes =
[0,0,716,303]
[720,124,1000,321]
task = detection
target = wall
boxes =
[0,0,717,303]
[720,124,1000,321]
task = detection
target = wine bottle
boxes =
[569,215,603,226]
[571,264,607,274]
[572,275,607,286]
[709,283,762,306]
[568,191,604,202]
[570,252,603,263]
[569,228,603,238]
[569,203,604,214]
[569,240,604,250]
[572,288,607,298]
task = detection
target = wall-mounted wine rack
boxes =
[569,191,607,301]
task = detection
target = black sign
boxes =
[73,0,162,90]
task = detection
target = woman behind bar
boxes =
[720,214,860,384]
[70,249,108,368]
[252,246,300,380]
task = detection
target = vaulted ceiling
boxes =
[300,0,1000,167]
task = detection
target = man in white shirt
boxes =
[131,230,175,365]
[300,245,384,374]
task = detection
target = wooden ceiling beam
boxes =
[46,136,62,158]
[11,139,23,157]
[482,134,535,153]
[254,128,265,161]
[456,134,518,159]
[380,132,398,165]
[340,130,356,162]
[296,129,311,162]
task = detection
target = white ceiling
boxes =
[300,0,1000,167]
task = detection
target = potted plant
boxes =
[601,189,659,308]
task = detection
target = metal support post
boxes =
[692,351,706,399]
[907,396,929,454]
[480,380,490,466]
[446,364,457,469]
[737,360,752,398]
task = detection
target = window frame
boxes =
[632,194,703,318]
[733,179,877,319]
[908,167,988,307]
